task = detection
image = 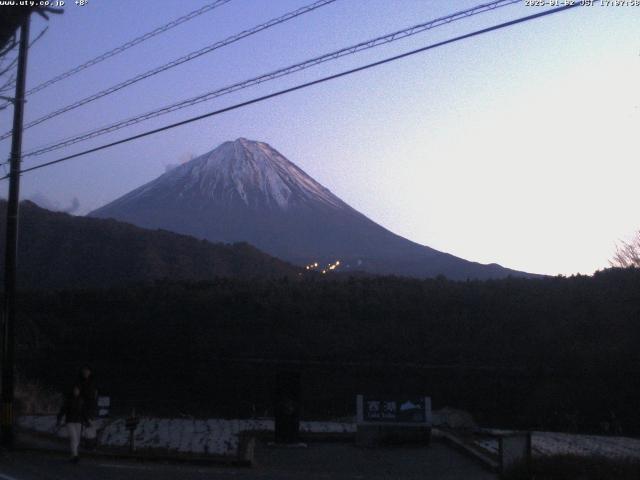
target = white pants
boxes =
[67,422,82,457]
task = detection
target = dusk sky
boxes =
[0,0,638,276]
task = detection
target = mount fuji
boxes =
[89,138,530,279]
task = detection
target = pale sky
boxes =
[0,0,638,276]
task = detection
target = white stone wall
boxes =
[18,416,355,456]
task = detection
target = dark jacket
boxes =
[77,374,98,419]
[58,394,88,425]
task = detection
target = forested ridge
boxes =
[17,268,640,433]
[0,200,299,289]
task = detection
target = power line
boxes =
[21,0,520,159]
[18,0,232,99]
[0,1,231,112]
[0,0,336,142]
[1,3,580,181]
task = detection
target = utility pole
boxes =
[1,13,30,450]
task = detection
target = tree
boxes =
[611,231,640,268]
[0,6,61,110]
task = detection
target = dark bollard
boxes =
[125,408,139,453]
[274,371,301,444]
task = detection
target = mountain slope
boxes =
[0,200,298,290]
[90,138,532,280]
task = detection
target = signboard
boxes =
[357,395,432,426]
[97,396,110,418]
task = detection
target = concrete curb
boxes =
[16,430,252,467]
[436,428,499,472]
[15,424,355,467]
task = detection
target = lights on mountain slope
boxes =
[305,260,341,274]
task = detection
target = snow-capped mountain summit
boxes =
[102,138,345,212]
[170,138,343,210]
[90,139,531,279]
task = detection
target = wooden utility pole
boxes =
[1,13,30,450]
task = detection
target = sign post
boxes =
[125,409,140,453]
[356,395,432,446]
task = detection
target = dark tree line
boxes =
[16,268,640,433]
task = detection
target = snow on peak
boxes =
[160,138,345,210]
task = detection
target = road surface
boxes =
[0,440,497,479]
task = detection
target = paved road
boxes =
[0,441,497,480]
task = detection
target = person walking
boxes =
[57,385,88,463]
[77,365,98,450]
